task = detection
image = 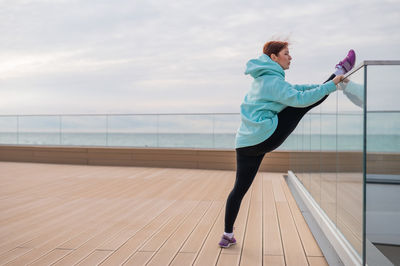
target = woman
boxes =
[219,41,356,248]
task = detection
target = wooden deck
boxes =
[0,161,327,266]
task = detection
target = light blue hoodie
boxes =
[235,54,337,148]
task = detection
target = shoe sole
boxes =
[219,242,236,248]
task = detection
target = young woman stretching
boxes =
[219,41,356,248]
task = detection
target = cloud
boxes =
[0,0,399,116]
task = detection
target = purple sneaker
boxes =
[336,49,356,73]
[218,234,237,248]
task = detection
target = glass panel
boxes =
[0,116,18,144]
[320,112,337,225]
[213,114,240,149]
[289,66,368,263]
[337,67,365,257]
[107,115,158,147]
[296,120,304,183]
[18,116,61,145]
[365,65,400,265]
[289,64,400,264]
[157,114,213,148]
[279,129,296,150]
[61,116,107,146]
[2,114,242,149]
[289,118,302,174]
[302,114,311,191]
[310,113,321,205]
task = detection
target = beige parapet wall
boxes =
[0,145,398,174]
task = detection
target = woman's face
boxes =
[272,47,292,70]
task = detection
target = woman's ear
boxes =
[270,53,277,62]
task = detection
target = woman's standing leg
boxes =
[224,151,265,234]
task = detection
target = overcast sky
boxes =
[0,0,399,115]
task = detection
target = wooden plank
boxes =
[0,198,61,227]
[281,178,324,257]
[32,157,88,165]
[0,146,295,172]
[276,201,308,266]
[271,174,287,202]
[28,146,87,153]
[99,201,192,265]
[0,247,32,265]
[189,171,237,265]
[29,249,72,266]
[3,146,399,173]
[89,159,198,169]
[137,201,197,252]
[20,200,114,249]
[75,250,113,266]
[264,255,285,266]
[0,199,90,254]
[33,150,88,159]
[95,178,202,265]
[240,174,263,266]
[96,177,197,252]
[50,199,173,265]
[0,154,34,162]
[192,201,225,266]
[5,170,177,264]
[123,251,154,265]
[169,252,196,266]
[0,197,34,212]
[4,198,137,265]
[263,176,283,256]
[95,203,176,251]
[56,200,140,250]
[0,194,84,236]
[145,201,211,266]
[197,162,236,170]
[217,253,240,266]
[179,201,223,253]
[130,153,201,162]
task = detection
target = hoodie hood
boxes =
[244,54,285,79]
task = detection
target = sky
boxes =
[0,0,399,115]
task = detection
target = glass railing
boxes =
[1,111,380,151]
[0,113,242,149]
[289,61,400,265]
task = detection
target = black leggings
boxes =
[224,74,335,233]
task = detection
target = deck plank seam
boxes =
[116,176,213,265]
[139,201,203,265]
[105,200,179,265]
[106,173,205,264]
[281,176,312,266]
[191,202,225,265]
[237,179,255,266]
[271,174,287,266]
[167,201,213,265]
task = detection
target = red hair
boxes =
[263,41,289,57]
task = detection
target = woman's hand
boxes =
[333,75,344,85]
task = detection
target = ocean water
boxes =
[0,132,398,152]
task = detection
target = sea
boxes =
[0,132,398,153]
